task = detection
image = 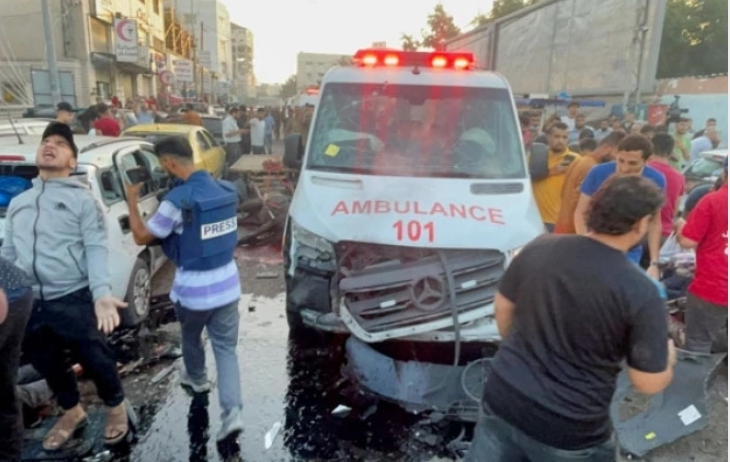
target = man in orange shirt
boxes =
[554,132,626,234]
[530,122,580,232]
[182,104,203,126]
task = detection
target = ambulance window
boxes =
[307,83,525,180]
[196,131,211,151]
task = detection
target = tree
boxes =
[421,4,461,50]
[401,33,421,51]
[400,3,460,51]
[471,0,544,27]
[657,0,728,78]
[281,75,297,99]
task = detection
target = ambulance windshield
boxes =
[306,83,526,179]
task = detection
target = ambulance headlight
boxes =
[290,220,335,257]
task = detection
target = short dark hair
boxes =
[679,117,691,123]
[567,101,580,108]
[229,106,240,114]
[154,136,194,162]
[707,118,717,123]
[587,176,664,235]
[651,133,675,157]
[97,103,110,114]
[579,128,595,140]
[257,107,265,113]
[617,134,653,160]
[599,131,627,147]
[548,121,569,134]
[579,138,598,152]
[186,103,194,110]
[640,124,655,135]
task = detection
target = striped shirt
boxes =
[147,201,241,311]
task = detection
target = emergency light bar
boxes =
[353,49,475,70]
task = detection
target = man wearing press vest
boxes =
[124,137,244,442]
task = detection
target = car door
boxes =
[113,146,163,241]
[136,146,171,273]
[201,129,225,178]
[192,129,211,173]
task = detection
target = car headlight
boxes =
[290,220,335,256]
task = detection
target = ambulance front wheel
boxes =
[120,258,152,327]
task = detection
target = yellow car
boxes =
[122,124,226,178]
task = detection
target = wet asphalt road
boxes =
[120,246,455,462]
[25,243,726,461]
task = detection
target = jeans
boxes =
[0,290,33,462]
[23,288,125,410]
[251,145,265,155]
[465,402,617,462]
[685,292,728,353]
[175,300,243,417]
[264,133,273,154]
[225,143,242,167]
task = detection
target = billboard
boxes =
[446,0,667,97]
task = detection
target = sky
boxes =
[222,0,494,85]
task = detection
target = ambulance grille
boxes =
[337,243,504,333]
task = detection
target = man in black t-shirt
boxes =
[466,176,676,462]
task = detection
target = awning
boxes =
[90,52,115,65]
[116,60,152,75]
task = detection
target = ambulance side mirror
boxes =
[284,134,303,169]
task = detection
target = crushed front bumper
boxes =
[345,338,727,457]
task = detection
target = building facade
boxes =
[0,0,166,108]
[296,52,352,91]
[231,23,255,103]
[166,0,232,101]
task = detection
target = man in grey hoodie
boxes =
[1,122,129,451]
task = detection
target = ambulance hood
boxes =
[288,172,544,252]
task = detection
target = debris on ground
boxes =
[150,364,176,385]
[331,404,352,417]
[264,421,282,450]
[256,272,279,279]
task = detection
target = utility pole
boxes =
[200,21,204,101]
[41,0,62,105]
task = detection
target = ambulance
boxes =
[281,48,544,416]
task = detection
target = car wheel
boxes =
[120,258,151,328]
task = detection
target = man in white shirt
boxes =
[222,107,245,166]
[690,127,720,161]
[249,108,267,155]
[561,101,579,131]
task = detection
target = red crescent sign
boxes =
[116,19,133,42]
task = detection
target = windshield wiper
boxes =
[308,165,374,175]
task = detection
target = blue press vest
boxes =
[161,171,238,271]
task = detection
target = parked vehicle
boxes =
[0,119,54,137]
[0,135,171,327]
[121,124,226,178]
[683,149,727,191]
[201,115,225,146]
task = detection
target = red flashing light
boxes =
[431,55,448,68]
[362,53,378,66]
[353,49,475,70]
[453,57,471,70]
[384,54,400,66]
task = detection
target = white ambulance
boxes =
[281,48,544,415]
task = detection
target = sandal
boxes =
[42,411,88,451]
[104,401,136,446]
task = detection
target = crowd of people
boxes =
[465,104,727,461]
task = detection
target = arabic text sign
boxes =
[199,50,212,69]
[173,59,194,83]
[113,18,138,63]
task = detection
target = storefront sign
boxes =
[202,73,212,93]
[173,59,194,83]
[114,18,138,63]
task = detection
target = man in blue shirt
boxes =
[574,135,666,278]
